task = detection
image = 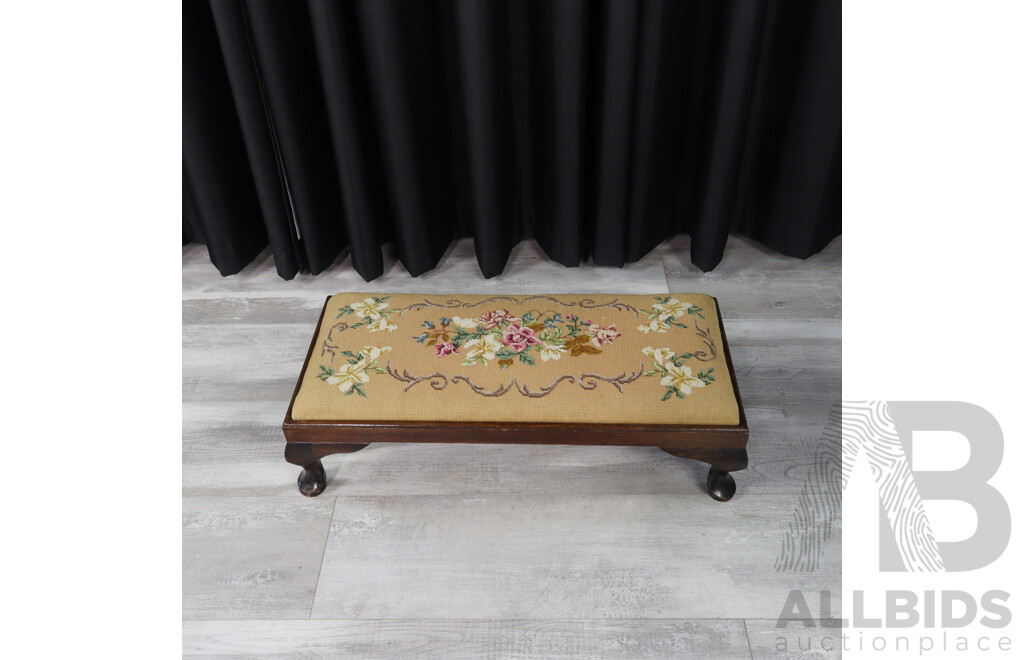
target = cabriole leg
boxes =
[284,441,368,497]
[660,446,746,502]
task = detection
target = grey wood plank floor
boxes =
[183,236,841,659]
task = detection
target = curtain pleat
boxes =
[183,0,268,275]
[207,0,303,277]
[452,0,517,276]
[183,0,841,281]
[590,0,640,267]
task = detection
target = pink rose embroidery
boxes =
[478,309,517,329]
[501,323,541,352]
[590,324,621,346]
[434,341,458,357]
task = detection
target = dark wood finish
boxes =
[285,441,368,497]
[707,468,738,502]
[284,441,370,465]
[295,459,326,497]
[283,296,749,500]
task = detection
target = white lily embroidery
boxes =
[539,342,567,362]
[350,297,388,320]
[642,346,675,363]
[637,319,670,334]
[451,315,480,330]
[462,334,502,362]
[659,363,705,396]
[325,360,370,393]
[367,317,397,332]
[359,345,392,360]
[651,297,693,321]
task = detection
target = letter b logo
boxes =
[877,402,1010,571]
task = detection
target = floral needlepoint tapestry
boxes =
[291,293,739,425]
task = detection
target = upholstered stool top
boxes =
[290,293,740,426]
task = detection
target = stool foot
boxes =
[297,459,327,497]
[659,447,745,502]
[284,441,369,497]
[707,467,736,502]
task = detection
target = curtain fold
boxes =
[183,0,841,281]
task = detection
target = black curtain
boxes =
[183,0,840,281]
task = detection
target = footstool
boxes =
[283,293,748,501]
